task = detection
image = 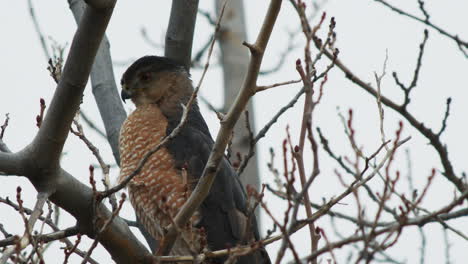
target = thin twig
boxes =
[304,189,468,261]
[256,79,301,93]
[392,30,429,109]
[0,114,9,140]
[374,50,389,149]
[80,194,126,264]
[36,98,46,128]
[374,0,467,57]
[79,111,107,139]
[145,137,411,263]
[70,116,116,210]
[312,27,466,196]
[27,0,51,60]
[64,234,82,264]
[437,97,451,137]
[0,191,49,264]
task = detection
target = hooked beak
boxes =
[121,86,133,103]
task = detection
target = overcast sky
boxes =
[1,0,467,263]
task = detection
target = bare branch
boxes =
[0,139,10,154]
[0,152,26,176]
[140,27,164,49]
[304,189,468,261]
[80,194,126,264]
[83,0,115,9]
[442,227,452,264]
[27,0,51,60]
[311,31,467,197]
[237,87,305,176]
[256,79,301,93]
[69,0,126,165]
[0,226,79,247]
[36,98,47,128]
[63,234,82,264]
[392,29,429,109]
[437,97,452,137]
[0,114,9,140]
[259,32,298,75]
[0,191,49,264]
[374,0,468,56]
[191,33,216,67]
[71,117,117,210]
[0,195,99,264]
[374,50,389,149]
[417,0,430,22]
[165,0,199,70]
[30,0,116,167]
[0,1,154,263]
[79,111,107,139]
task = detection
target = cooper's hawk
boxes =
[118,56,270,263]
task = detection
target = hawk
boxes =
[118,56,270,263]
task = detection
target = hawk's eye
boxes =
[139,72,151,82]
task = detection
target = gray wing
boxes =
[165,104,270,264]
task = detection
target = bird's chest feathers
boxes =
[118,105,175,184]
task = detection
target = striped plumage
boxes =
[118,56,270,263]
[119,104,203,255]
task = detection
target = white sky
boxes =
[1,0,467,263]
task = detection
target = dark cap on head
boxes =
[121,56,185,86]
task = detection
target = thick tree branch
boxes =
[30,2,115,169]
[49,169,149,263]
[0,152,26,176]
[0,2,153,263]
[164,0,199,70]
[0,226,79,247]
[68,0,156,250]
[69,0,126,165]
[84,0,115,9]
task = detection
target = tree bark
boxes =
[165,0,199,71]
[68,0,126,165]
[0,1,152,262]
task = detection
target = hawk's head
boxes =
[120,56,193,110]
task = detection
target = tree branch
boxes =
[0,152,26,176]
[312,37,467,196]
[68,0,157,251]
[83,0,115,9]
[68,0,126,165]
[0,226,79,247]
[30,1,115,168]
[373,0,468,56]
[164,0,199,70]
[0,192,48,264]
[304,189,468,261]
[0,2,153,263]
